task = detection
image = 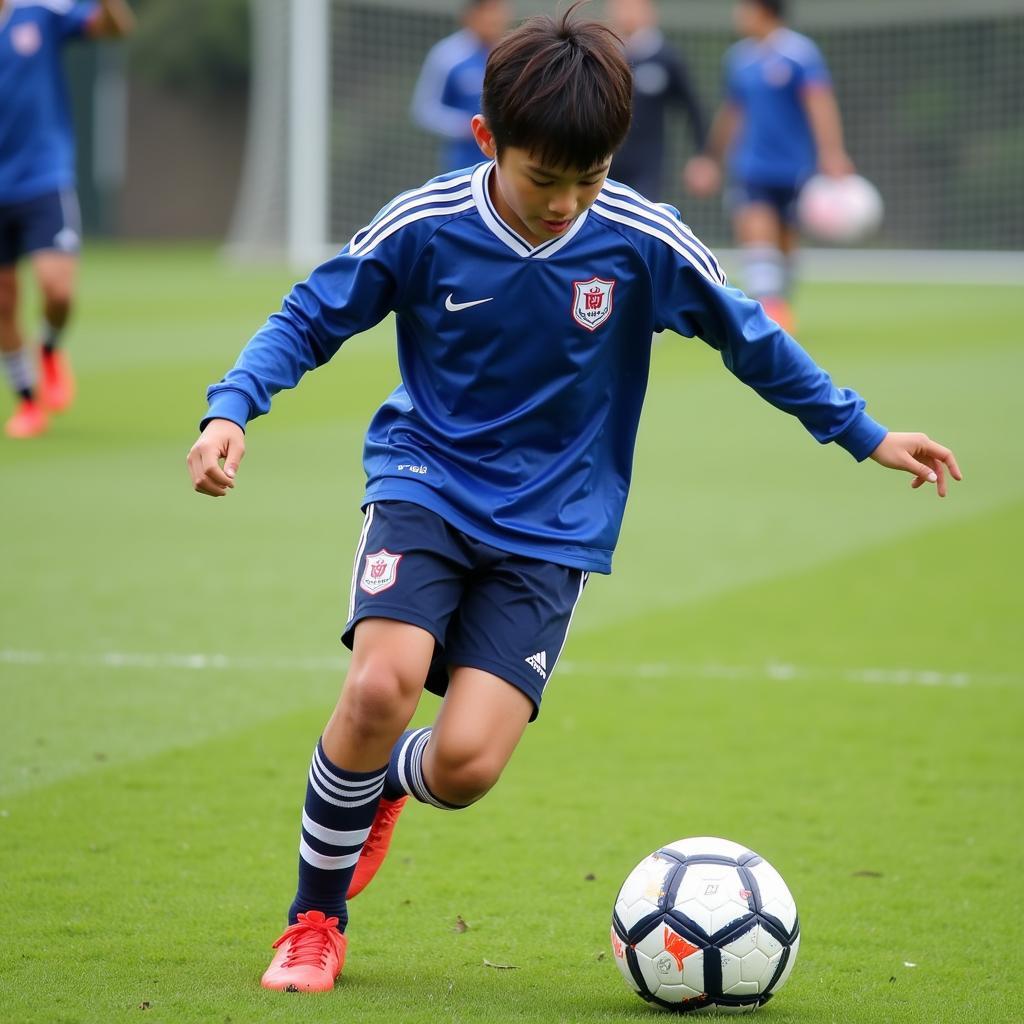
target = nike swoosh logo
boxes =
[445,294,494,312]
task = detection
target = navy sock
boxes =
[384,727,464,809]
[288,739,386,932]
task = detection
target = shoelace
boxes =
[272,911,344,968]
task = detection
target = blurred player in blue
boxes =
[411,0,511,173]
[0,0,134,438]
[187,1,959,995]
[607,0,706,201]
[685,0,853,331]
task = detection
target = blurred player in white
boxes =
[0,0,133,439]
[607,0,707,201]
[411,0,511,174]
[685,0,852,332]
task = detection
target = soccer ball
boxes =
[611,837,800,1014]
[798,173,884,244]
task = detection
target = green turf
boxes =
[1,245,1022,1023]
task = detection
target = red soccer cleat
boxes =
[4,398,48,439]
[261,910,347,992]
[39,349,75,413]
[347,796,408,899]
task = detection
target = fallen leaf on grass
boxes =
[453,915,469,933]
[482,959,519,970]
[595,951,607,961]
[584,873,596,881]
[139,1002,151,1011]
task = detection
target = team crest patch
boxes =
[572,277,615,332]
[360,549,402,595]
[12,23,43,56]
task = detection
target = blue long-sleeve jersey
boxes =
[204,163,886,574]
[0,0,97,203]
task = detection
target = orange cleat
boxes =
[4,398,48,439]
[347,796,408,899]
[39,349,75,413]
[261,910,347,992]
[762,299,796,335]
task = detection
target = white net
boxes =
[227,0,1024,260]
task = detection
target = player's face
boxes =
[491,146,611,246]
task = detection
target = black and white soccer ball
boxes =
[611,837,800,1014]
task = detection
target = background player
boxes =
[187,3,959,996]
[607,0,706,201]
[0,0,134,439]
[410,0,511,174]
[684,0,852,331]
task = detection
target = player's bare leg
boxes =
[1,265,47,438]
[424,666,533,806]
[734,202,793,333]
[350,666,532,898]
[32,250,77,413]
[262,618,432,992]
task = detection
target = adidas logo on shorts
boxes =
[525,651,547,680]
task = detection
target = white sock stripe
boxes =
[300,809,371,848]
[312,747,386,792]
[310,763,385,801]
[348,504,375,621]
[408,731,431,803]
[395,727,424,799]
[308,771,384,808]
[299,837,362,870]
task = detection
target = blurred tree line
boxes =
[128,0,250,96]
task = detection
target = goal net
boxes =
[226,0,1024,265]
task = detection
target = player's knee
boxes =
[341,658,417,736]
[429,745,504,805]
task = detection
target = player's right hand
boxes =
[187,418,246,497]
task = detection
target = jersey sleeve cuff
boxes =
[200,390,252,433]
[834,411,887,462]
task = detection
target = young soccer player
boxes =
[684,0,853,331]
[0,0,134,439]
[187,4,960,993]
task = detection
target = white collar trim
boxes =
[471,162,590,261]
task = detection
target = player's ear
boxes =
[471,115,497,159]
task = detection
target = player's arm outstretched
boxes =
[650,243,961,496]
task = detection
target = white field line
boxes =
[0,648,1011,689]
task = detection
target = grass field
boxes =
[1,245,1022,1024]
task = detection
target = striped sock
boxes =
[2,350,34,400]
[288,739,386,931]
[383,727,464,809]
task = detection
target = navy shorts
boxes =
[342,501,589,719]
[727,181,802,226]
[0,189,81,265]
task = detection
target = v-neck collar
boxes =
[471,162,590,261]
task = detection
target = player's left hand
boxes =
[869,432,962,497]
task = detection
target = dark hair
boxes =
[481,1,632,171]
[746,0,786,18]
